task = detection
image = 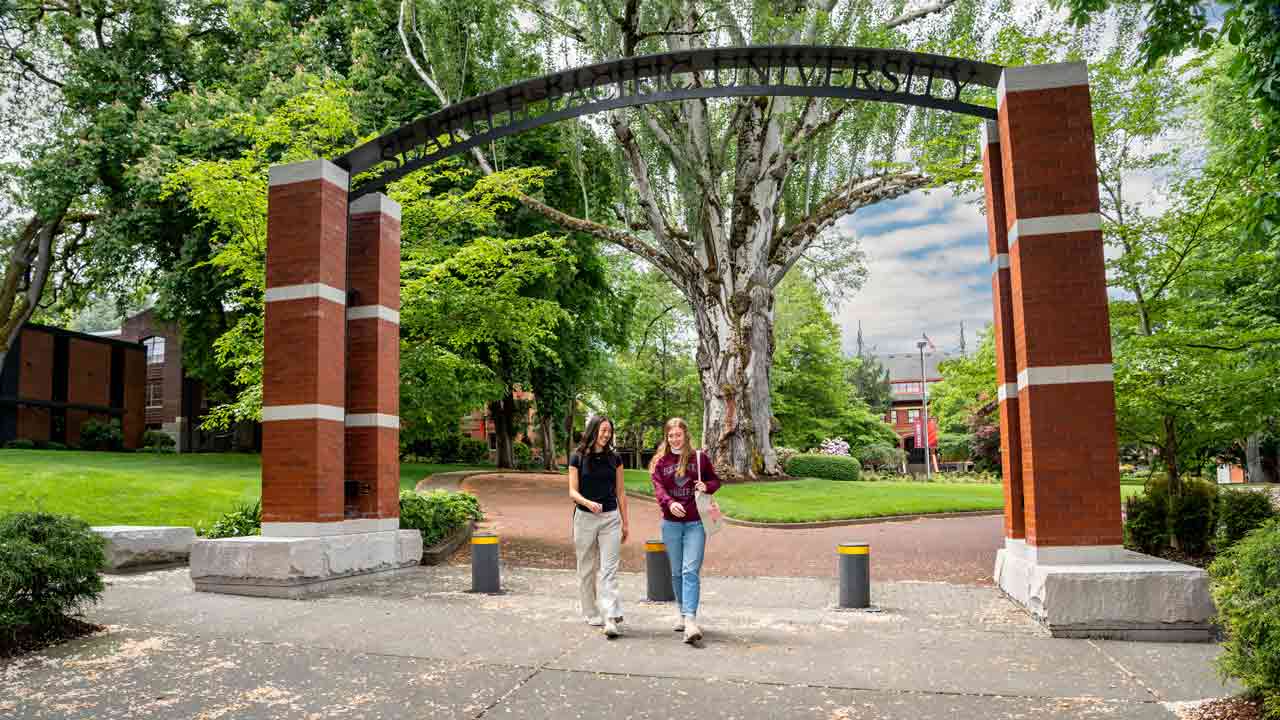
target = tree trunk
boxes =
[1162,414,1181,497]
[489,393,517,469]
[539,414,558,471]
[694,279,779,481]
[562,393,576,463]
[1246,432,1263,484]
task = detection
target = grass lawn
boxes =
[0,449,491,529]
[624,468,1146,524]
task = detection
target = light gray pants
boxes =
[573,508,622,620]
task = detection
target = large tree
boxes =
[400,0,1047,478]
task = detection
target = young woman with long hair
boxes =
[568,415,629,638]
[648,417,721,644]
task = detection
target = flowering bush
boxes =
[816,437,851,456]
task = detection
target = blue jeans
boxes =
[661,519,706,618]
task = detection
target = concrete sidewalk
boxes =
[0,565,1236,719]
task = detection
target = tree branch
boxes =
[883,0,959,29]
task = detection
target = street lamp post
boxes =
[916,339,932,480]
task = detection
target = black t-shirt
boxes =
[570,451,621,513]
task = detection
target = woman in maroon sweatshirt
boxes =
[649,417,721,644]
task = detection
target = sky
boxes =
[836,188,994,357]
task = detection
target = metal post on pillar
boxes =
[838,543,870,609]
[471,532,501,593]
[645,540,675,601]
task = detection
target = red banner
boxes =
[928,418,938,448]
[913,418,924,448]
[914,417,939,449]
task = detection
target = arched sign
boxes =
[335,45,1003,199]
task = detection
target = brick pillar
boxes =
[981,120,1025,540]
[262,160,349,532]
[345,193,402,523]
[998,62,1122,548]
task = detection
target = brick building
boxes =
[104,308,259,453]
[0,324,146,449]
[874,351,947,466]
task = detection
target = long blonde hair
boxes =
[649,417,694,478]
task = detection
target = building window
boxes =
[146,381,164,409]
[893,381,923,394]
[907,409,920,423]
[143,336,166,365]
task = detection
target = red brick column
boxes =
[262,160,349,533]
[345,193,401,523]
[998,62,1122,548]
[981,120,1025,540]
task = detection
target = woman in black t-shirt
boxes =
[568,415,630,638]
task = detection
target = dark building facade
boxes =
[112,308,258,453]
[0,324,146,449]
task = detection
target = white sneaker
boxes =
[604,617,620,638]
[673,615,685,632]
[586,616,604,627]
[683,617,702,644]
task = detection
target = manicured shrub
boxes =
[3,439,35,450]
[1123,492,1168,554]
[41,441,67,451]
[79,418,123,451]
[0,512,105,638]
[399,490,483,547]
[204,501,262,539]
[784,453,861,481]
[513,441,533,468]
[1217,489,1278,551]
[1209,519,1280,718]
[856,443,904,470]
[457,437,490,464]
[142,430,176,450]
[1172,480,1217,556]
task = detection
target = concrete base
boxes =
[93,525,196,571]
[994,539,1214,642]
[190,529,423,598]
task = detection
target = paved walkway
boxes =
[0,566,1235,719]
[458,473,1004,585]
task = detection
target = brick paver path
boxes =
[454,472,1005,585]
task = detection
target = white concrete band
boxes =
[1008,213,1102,247]
[345,413,400,429]
[346,305,400,324]
[265,283,346,305]
[350,193,403,222]
[997,62,1089,109]
[980,119,999,146]
[991,253,1010,273]
[1017,363,1114,390]
[261,518,401,538]
[997,383,1018,402]
[268,159,349,189]
[261,404,345,423]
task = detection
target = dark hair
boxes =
[576,416,615,470]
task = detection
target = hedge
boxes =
[784,453,861,481]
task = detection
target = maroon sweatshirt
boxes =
[651,450,722,523]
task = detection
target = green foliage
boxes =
[856,443,905,471]
[1124,492,1169,553]
[4,440,35,450]
[457,438,490,465]
[930,327,998,436]
[142,431,176,450]
[0,512,105,637]
[512,441,533,468]
[1217,490,1278,551]
[774,447,801,468]
[42,442,67,451]
[203,501,262,540]
[78,419,123,452]
[398,490,483,548]
[1172,480,1218,555]
[1209,519,1280,717]
[784,454,862,482]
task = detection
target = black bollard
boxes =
[471,532,501,593]
[838,543,870,609]
[645,540,675,601]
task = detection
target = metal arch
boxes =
[334,45,1004,200]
